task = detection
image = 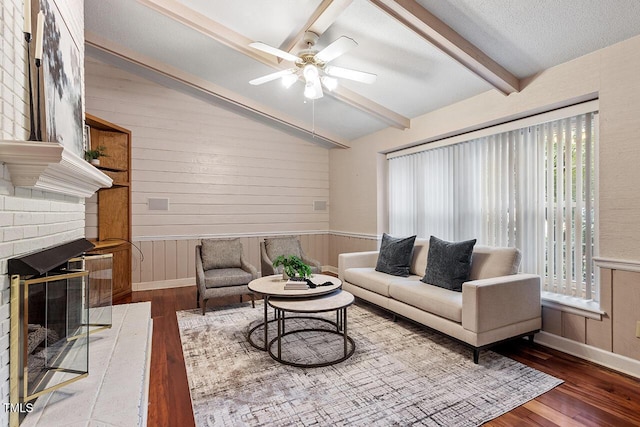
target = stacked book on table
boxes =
[284,278,309,290]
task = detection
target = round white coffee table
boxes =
[267,290,355,367]
[247,274,341,351]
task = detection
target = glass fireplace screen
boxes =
[11,271,90,402]
[69,254,113,334]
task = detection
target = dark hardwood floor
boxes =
[115,286,640,427]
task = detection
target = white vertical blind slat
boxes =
[555,121,565,294]
[575,114,584,298]
[545,122,556,293]
[584,114,594,299]
[564,118,574,295]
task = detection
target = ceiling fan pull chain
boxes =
[312,99,316,138]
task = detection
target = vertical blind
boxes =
[389,112,597,300]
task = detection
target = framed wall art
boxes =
[39,0,84,157]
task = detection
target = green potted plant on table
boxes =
[85,145,108,166]
[273,255,312,280]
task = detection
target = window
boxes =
[388,109,597,301]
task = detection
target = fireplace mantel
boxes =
[0,140,112,198]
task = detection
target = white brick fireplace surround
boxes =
[0,1,88,425]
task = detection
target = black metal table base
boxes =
[267,328,356,368]
[248,315,338,351]
[266,307,355,368]
[247,295,272,351]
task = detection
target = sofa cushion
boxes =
[204,268,252,288]
[265,237,302,260]
[201,239,242,270]
[375,233,416,277]
[410,238,430,276]
[422,236,476,291]
[389,281,463,323]
[344,267,417,297]
[469,246,522,280]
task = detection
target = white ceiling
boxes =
[84,0,640,148]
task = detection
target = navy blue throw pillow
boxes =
[375,233,416,277]
[421,236,476,291]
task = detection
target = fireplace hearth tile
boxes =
[20,302,152,427]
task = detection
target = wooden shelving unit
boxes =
[85,113,132,300]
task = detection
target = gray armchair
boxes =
[196,238,259,315]
[260,237,322,277]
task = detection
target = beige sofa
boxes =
[338,238,541,363]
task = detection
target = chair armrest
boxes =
[296,240,321,271]
[195,245,206,295]
[462,273,541,333]
[301,253,322,270]
[241,254,259,280]
[338,251,379,280]
[260,242,276,276]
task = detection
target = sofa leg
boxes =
[201,299,207,316]
[527,334,535,345]
[473,349,480,364]
[251,293,255,308]
[392,314,397,322]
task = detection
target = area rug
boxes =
[177,302,561,426]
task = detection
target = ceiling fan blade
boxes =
[324,65,377,84]
[249,69,297,86]
[315,36,357,63]
[249,42,301,62]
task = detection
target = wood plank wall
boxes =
[541,266,640,361]
[85,57,329,239]
[328,233,378,267]
[84,57,378,290]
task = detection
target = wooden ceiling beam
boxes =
[136,0,277,68]
[279,0,354,55]
[370,0,520,95]
[136,0,409,129]
[85,32,350,149]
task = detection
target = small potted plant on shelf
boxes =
[273,255,312,280]
[85,145,108,166]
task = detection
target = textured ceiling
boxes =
[416,0,640,78]
[84,0,640,147]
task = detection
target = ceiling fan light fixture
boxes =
[321,76,338,91]
[303,64,319,82]
[303,81,317,99]
[282,73,298,88]
[248,34,374,101]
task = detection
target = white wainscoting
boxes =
[540,256,640,373]
[131,233,331,285]
[130,231,380,288]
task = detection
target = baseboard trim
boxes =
[535,331,640,379]
[133,277,194,291]
[323,265,338,275]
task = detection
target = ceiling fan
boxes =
[248,31,377,100]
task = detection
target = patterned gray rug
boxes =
[177,301,561,426]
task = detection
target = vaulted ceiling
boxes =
[85,0,640,148]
